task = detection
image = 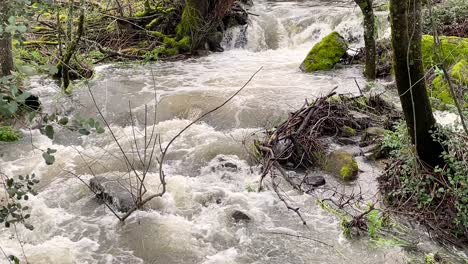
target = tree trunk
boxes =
[0,0,14,77]
[56,0,85,91]
[355,0,376,80]
[390,0,443,167]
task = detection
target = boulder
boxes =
[322,150,359,181]
[341,126,357,137]
[431,59,468,107]
[89,176,135,213]
[360,127,386,147]
[300,32,348,72]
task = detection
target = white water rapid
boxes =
[1,0,462,263]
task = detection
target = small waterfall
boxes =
[223,0,390,52]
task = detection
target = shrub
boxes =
[379,123,468,243]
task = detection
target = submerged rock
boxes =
[210,155,240,172]
[231,210,251,222]
[360,127,386,146]
[303,175,326,187]
[300,32,348,72]
[89,176,135,213]
[322,150,359,181]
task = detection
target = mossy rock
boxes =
[361,127,386,144]
[430,59,468,107]
[322,150,359,181]
[341,126,357,137]
[421,35,468,70]
[0,126,21,142]
[300,32,348,72]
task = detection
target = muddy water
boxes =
[0,1,460,263]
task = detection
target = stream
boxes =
[0,0,464,263]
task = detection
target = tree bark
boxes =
[355,0,376,80]
[390,0,443,167]
[0,0,14,77]
[56,0,85,91]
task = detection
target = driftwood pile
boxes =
[255,91,399,223]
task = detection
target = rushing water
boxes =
[0,1,465,263]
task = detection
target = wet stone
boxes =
[89,176,135,213]
[231,210,251,223]
[303,176,326,187]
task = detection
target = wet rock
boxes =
[360,127,386,147]
[211,155,240,172]
[24,94,41,111]
[223,1,250,29]
[341,126,357,137]
[231,210,251,222]
[337,137,358,145]
[361,144,386,160]
[89,176,135,213]
[194,189,226,207]
[349,111,372,128]
[208,31,225,52]
[322,150,359,181]
[303,175,326,187]
[300,32,348,72]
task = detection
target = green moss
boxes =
[342,126,357,137]
[421,35,468,70]
[430,59,468,106]
[340,159,358,180]
[375,3,390,11]
[431,75,453,104]
[146,17,161,29]
[300,32,348,72]
[0,126,21,142]
[451,59,468,84]
[322,150,359,181]
[23,40,59,46]
[150,31,166,38]
[176,0,201,49]
[177,36,191,52]
[135,10,148,17]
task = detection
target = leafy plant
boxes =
[380,123,468,242]
[0,174,39,230]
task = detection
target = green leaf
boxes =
[96,127,105,134]
[8,16,16,25]
[42,152,55,165]
[45,125,54,139]
[88,118,96,128]
[24,223,34,230]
